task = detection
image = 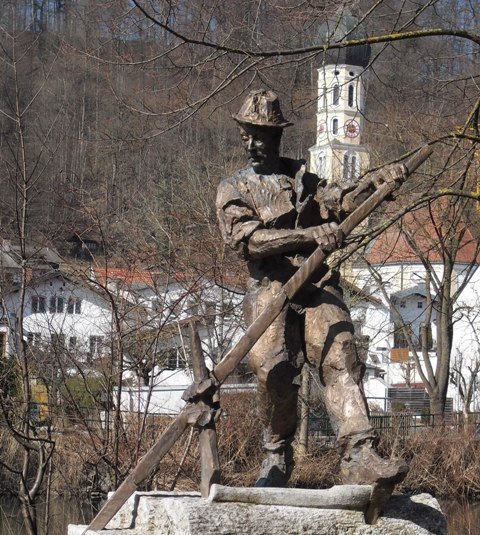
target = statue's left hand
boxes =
[372,163,407,190]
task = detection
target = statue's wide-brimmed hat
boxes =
[233,90,293,128]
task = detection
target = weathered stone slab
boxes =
[68,488,447,535]
[209,483,372,510]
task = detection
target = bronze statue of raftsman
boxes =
[216,89,408,512]
[85,91,432,532]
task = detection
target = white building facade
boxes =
[351,224,480,413]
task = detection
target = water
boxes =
[0,496,97,535]
[1,495,479,534]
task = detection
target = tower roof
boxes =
[318,9,371,68]
[323,43,371,68]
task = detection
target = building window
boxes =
[332,84,340,106]
[69,337,77,351]
[342,152,359,181]
[31,296,46,313]
[49,296,64,314]
[343,152,359,181]
[84,241,99,252]
[67,297,82,314]
[332,118,339,135]
[51,333,66,351]
[165,349,178,370]
[89,336,103,360]
[348,84,355,107]
[164,348,187,370]
[317,153,326,179]
[400,301,406,308]
[27,332,42,346]
[350,155,357,180]
[417,301,423,309]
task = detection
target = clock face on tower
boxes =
[344,119,360,138]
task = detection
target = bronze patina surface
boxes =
[217,90,408,494]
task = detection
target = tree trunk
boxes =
[429,394,446,426]
[20,498,37,535]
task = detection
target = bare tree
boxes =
[1,1,480,525]
[450,350,480,422]
[362,194,480,416]
[0,19,62,535]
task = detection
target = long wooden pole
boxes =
[85,146,432,533]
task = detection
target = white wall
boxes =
[116,381,256,416]
[4,276,112,357]
[352,261,480,411]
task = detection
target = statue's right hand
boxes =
[309,222,343,252]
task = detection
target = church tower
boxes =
[309,17,371,184]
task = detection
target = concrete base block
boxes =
[68,487,447,535]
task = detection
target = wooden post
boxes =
[188,320,221,497]
[297,364,310,458]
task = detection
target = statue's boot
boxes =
[340,444,408,485]
[255,444,294,487]
[341,443,409,524]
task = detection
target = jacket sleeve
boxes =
[216,179,263,259]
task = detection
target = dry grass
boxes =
[380,427,480,498]
[0,428,22,493]
[2,401,480,501]
[289,449,340,489]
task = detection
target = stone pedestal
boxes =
[68,486,447,535]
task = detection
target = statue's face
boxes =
[239,124,281,171]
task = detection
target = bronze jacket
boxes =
[217,157,350,284]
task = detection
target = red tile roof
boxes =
[91,266,247,292]
[364,203,480,265]
[391,382,426,389]
[93,267,156,287]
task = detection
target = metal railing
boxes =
[310,410,480,443]
[4,397,480,444]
